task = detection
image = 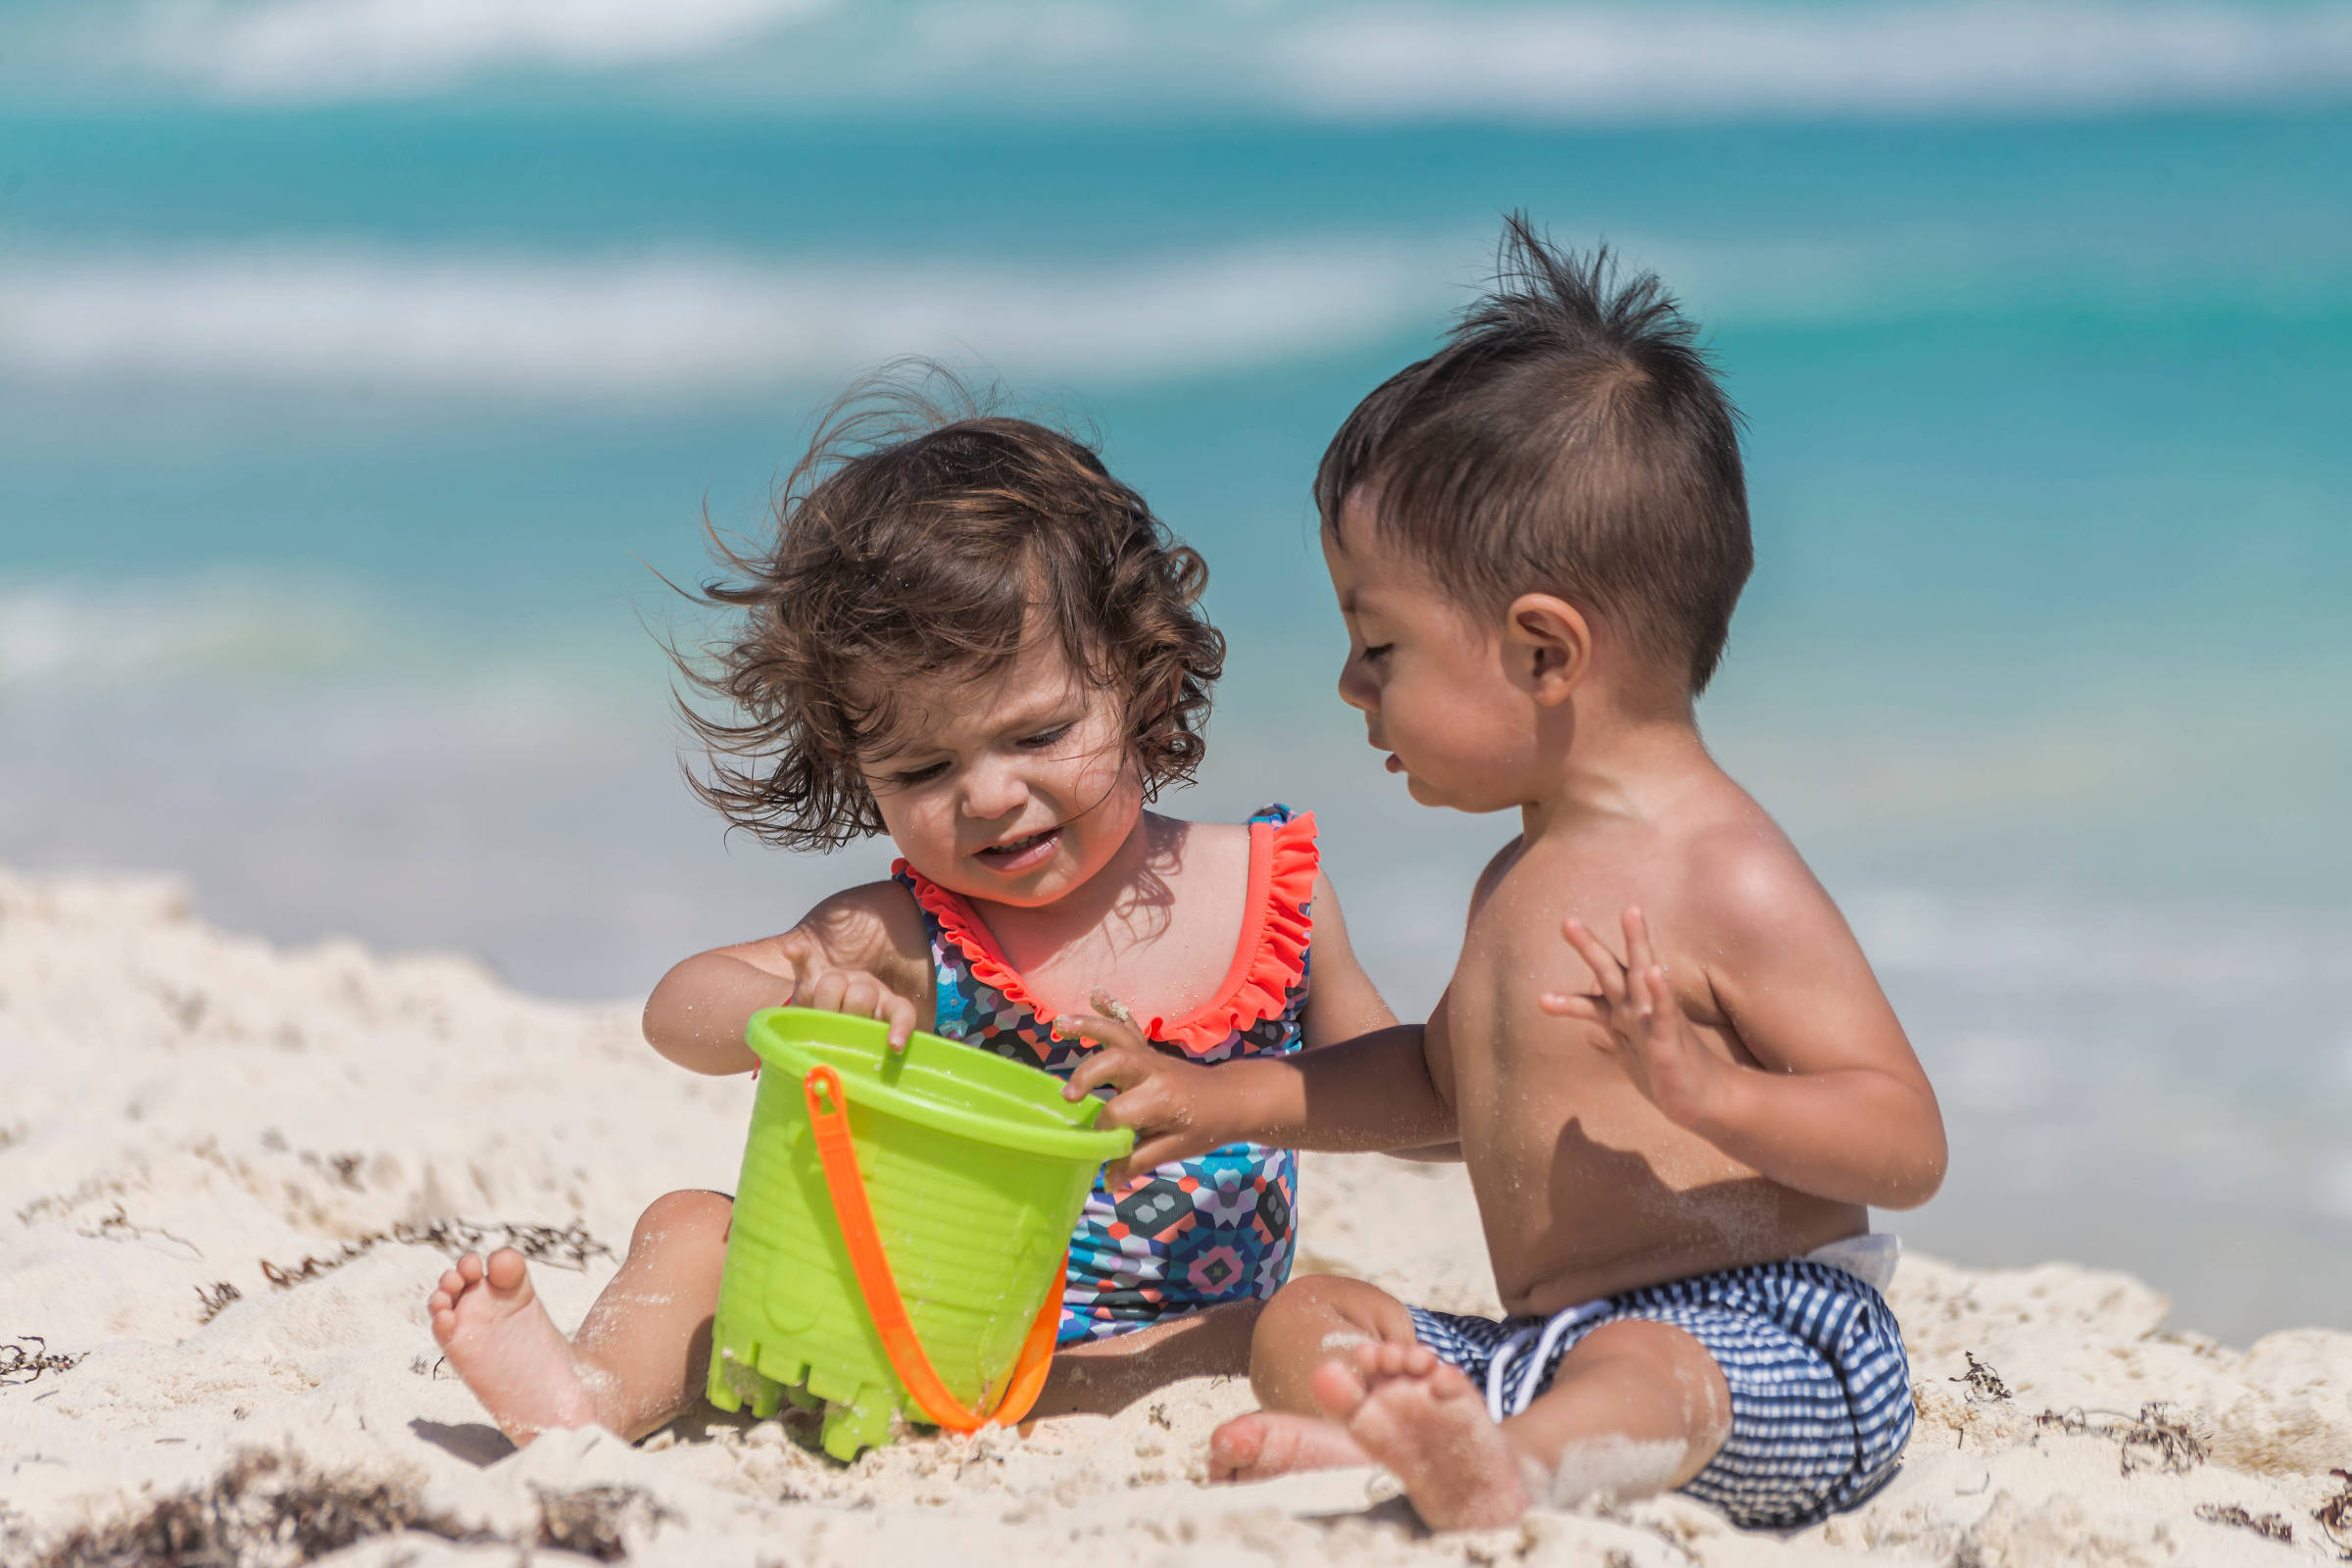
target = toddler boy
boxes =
[1070,217,1946,1530]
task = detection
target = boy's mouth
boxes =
[973,824,1062,872]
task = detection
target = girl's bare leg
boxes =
[428,1190,732,1445]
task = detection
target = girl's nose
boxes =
[958,756,1029,821]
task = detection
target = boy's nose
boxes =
[1337,655,1377,713]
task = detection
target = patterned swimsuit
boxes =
[893,805,1314,1345]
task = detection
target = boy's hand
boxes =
[760,930,920,1051]
[1057,996,1241,1186]
[1541,907,1727,1131]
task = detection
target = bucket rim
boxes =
[746,1006,1137,1165]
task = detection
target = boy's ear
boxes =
[1503,593,1590,706]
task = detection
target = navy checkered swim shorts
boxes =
[1406,1255,1914,1528]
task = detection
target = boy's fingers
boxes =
[1560,918,1627,1004]
[1058,1010,1149,1054]
[1061,1041,1145,1100]
[1622,906,1656,977]
[1537,991,1603,1020]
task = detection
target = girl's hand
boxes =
[773,932,920,1051]
[1057,996,1239,1185]
[1541,906,1728,1131]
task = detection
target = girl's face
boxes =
[858,627,1144,910]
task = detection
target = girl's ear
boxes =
[1504,593,1591,706]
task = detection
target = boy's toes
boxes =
[1309,1354,1372,1423]
[437,1267,466,1298]
[484,1248,528,1292]
[454,1252,486,1286]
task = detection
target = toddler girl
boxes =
[426,374,1394,1443]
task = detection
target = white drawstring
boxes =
[1482,1301,1611,1420]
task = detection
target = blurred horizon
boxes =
[3,0,2348,1344]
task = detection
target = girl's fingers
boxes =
[1560,918,1628,1004]
[880,990,916,1051]
[805,970,846,1014]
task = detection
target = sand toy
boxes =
[707,1005,1134,1458]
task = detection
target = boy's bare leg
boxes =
[428,1190,732,1446]
[1029,1299,1262,1419]
[1314,1319,1731,1530]
[1208,1274,1421,1480]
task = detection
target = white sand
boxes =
[5,867,2350,1566]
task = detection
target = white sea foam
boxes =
[1276,4,2352,122]
[0,577,372,691]
[138,0,835,100]
[0,243,1439,399]
[5,226,2344,402]
[117,0,2352,117]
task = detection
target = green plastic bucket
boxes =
[707,1006,1134,1459]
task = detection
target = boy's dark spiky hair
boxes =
[1317,213,1752,695]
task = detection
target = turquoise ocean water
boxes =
[2,3,2348,1342]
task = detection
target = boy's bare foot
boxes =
[426,1249,600,1445]
[1206,1410,1370,1481]
[1311,1341,1531,1530]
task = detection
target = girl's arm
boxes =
[1299,869,1463,1161]
[1298,869,1395,1047]
[642,881,933,1075]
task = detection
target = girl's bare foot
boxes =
[426,1249,600,1445]
[1206,1409,1370,1481]
[1311,1341,1530,1530]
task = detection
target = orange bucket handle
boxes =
[802,1063,1060,1431]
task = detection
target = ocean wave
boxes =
[0,243,1441,399]
[3,229,2342,401]
[137,0,835,100]
[111,0,2352,117]
[0,576,375,690]
[1276,3,2352,122]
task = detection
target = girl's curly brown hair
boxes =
[677,366,1226,852]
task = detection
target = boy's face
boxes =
[1323,487,1547,814]
[856,625,1145,909]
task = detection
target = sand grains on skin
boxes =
[427,1248,600,1445]
[1311,1341,1531,1531]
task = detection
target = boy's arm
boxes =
[1544,844,1946,1210]
[642,881,932,1075]
[1059,1011,1457,1183]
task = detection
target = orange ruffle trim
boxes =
[894,810,1316,1057]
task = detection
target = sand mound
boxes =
[5,868,2349,1565]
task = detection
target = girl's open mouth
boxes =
[973,824,1061,873]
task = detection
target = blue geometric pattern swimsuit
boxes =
[1408,1247,1915,1528]
[894,805,1315,1346]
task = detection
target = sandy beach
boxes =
[5,865,2350,1567]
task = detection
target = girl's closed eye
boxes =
[1018,722,1076,750]
[888,759,951,787]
